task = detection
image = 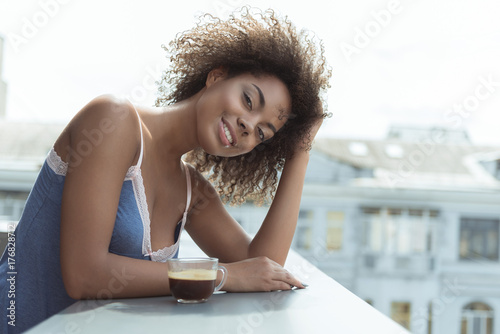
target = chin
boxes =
[204,146,243,158]
[207,149,237,158]
[198,133,235,157]
[199,142,226,157]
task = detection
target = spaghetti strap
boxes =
[182,161,192,218]
[130,101,144,168]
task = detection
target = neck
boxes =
[146,89,204,163]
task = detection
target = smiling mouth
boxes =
[219,119,236,147]
[223,122,234,145]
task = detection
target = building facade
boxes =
[2,37,500,333]
[0,35,65,249]
[228,127,500,334]
[0,36,6,119]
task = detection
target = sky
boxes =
[0,0,499,145]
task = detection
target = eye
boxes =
[244,92,252,109]
[258,128,265,142]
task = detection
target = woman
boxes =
[0,7,331,333]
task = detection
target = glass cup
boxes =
[167,257,228,304]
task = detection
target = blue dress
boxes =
[0,108,191,333]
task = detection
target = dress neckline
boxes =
[46,148,190,263]
[46,99,192,263]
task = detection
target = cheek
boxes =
[196,89,214,116]
[198,87,232,118]
[219,91,237,114]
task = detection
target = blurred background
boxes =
[0,0,499,143]
[1,1,499,333]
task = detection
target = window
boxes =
[427,302,433,334]
[461,302,493,334]
[0,232,8,254]
[0,222,16,255]
[296,210,313,250]
[460,218,499,261]
[326,211,344,251]
[348,142,368,156]
[391,302,411,330]
[363,207,383,252]
[386,208,402,254]
[362,207,438,255]
[0,191,28,222]
[480,159,500,180]
[385,144,404,158]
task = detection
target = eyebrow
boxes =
[268,123,277,135]
[252,84,265,107]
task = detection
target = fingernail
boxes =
[301,282,309,288]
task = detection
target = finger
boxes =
[275,281,294,291]
[274,270,305,289]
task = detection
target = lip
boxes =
[219,118,237,146]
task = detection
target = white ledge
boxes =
[27,236,409,334]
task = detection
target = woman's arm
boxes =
[247,149,310,265]
[247,118,323,265]
[59,95,172,299]
[186,151,310,291]
[186,120,322,291]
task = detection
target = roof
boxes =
[313,136,500,191]
[1,120,500,191]
[0,121,64,170]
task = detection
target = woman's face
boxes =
[196,69,291,157]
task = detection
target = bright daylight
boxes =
[0,1,499,334]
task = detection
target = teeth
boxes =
[223,123,233,144]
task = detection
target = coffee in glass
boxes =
[167,258,227,303]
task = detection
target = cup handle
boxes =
[214,265,228,292]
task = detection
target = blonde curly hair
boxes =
[155,7,331,205]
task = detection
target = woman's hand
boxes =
[221,257,305,292]
[309,116,324,141]
[305,115,324,149]
[295,115,324,154]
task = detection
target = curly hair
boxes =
[155,7,331,205]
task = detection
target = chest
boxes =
[141,163,191,250]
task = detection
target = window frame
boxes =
[460,302,494,334]
[362,207,438,256]
[459,217,500,261]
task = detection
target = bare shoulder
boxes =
[54,94,142,168]
[69,94,138,133]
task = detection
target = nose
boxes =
[237,117,255,137]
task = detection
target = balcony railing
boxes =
[361,252,435,276]
[27,235,410,334]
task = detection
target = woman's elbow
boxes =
[62,271,89,299]
[61,262,98,299]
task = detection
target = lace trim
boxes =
[125,165,139,179]
[48,148,138,178]
[129,167,180,261]
[136,162,191,262]
[150,240,182,263]
[149,213,187,263]
[48,148,184,263]
[47,148,68,176]
[130,168,185,262]
[130,168,152,257]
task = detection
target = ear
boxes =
[205,67,228,88]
